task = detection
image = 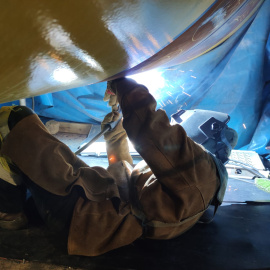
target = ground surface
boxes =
[0,201,269,270]
[0,132,269,270]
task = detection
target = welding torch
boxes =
[75,109,122,156]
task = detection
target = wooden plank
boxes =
[45,120,92,135]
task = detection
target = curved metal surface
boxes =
[0,0,263,103]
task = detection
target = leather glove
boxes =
[102,83,133,165]
[101,111,133,165]
[101,110,122,137]
[103,81,118,112]
[102,81,124,139]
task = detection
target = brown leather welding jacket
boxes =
[1,78,220,256]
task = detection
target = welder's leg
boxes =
[1,111,118,202]
[23,175,80,234]
[0,178,26,214]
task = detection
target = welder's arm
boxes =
[106,78,218,192]
[102,108,133,166]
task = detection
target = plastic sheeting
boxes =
[243,32,270,154]
[30,84,109,124]
[2,0,270,154]
[3,83,109,124]
[131,0,270,152]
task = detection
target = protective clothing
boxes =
[0,78,221,256]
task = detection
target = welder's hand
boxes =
[101,111,121,131]
[101,111,125,143]
[103,81,118,112]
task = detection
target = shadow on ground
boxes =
[0,201,269,270]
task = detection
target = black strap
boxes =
[8,106,35,131]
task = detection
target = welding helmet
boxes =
[171,109,238,222]
[171,109,238,164]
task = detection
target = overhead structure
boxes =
[0,0,264,103]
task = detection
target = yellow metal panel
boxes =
[0,0,214,102]
[0,0,264,103]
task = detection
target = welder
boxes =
[0,78,237,256]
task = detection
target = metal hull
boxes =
[0,0,263,103]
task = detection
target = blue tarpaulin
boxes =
[3,0,270,154]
